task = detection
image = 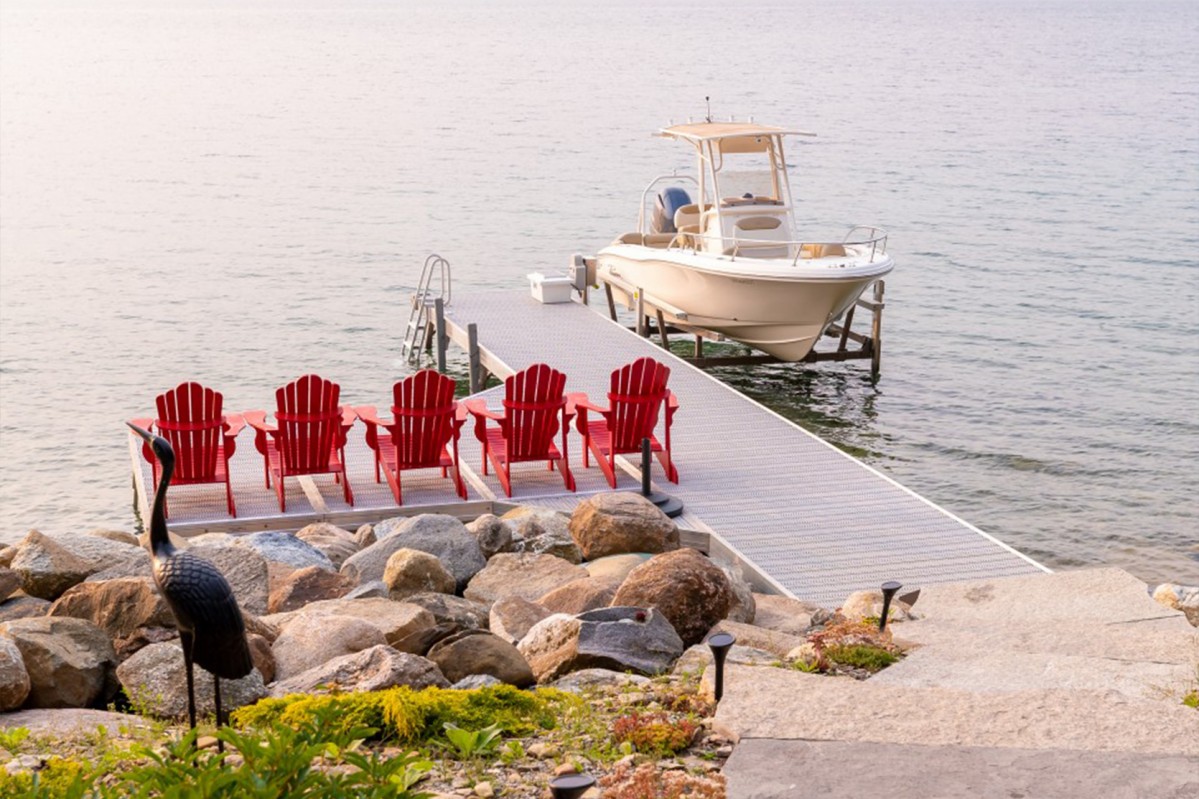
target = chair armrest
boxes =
[667,390,680,410]
[464,398,504,421]
[340,407,357,427]
[354,405,388,428]
[129,417,155,432]
[567,392,608,415]
[242,410,274,433]
[454,403,469,422]
[222,413,246,438]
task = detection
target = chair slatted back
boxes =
[503,363,566,460]
[155,382,223,482]
[608,357,671,452]
[392,370,457,468]
[275,374,342,475]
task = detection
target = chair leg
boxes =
[276,473,286,512]
[226,479,237,518]
[452,463,467,499]
[342,471,354,506]
[497,457,512,497]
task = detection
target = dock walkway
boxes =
[130,290,1045,605]
[440,291,1045,604]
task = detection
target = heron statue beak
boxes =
[127,422,155,443]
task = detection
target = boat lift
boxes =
[571,255,887,379]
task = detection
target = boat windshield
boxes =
[710,152,781,203]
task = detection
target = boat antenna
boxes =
[705,96,712,123]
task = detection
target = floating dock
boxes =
[131,290,1046,606]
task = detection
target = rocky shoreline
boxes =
[1,492,1196,796]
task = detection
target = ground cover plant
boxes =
[0,677,731,799]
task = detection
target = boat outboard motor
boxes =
[650,187,692,234]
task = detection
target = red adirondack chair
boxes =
[355,370,468,505]
[570,356,679,488]
[464,363,575,496]
[243,374,355,512]
[131,381,244,517]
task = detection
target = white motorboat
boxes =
[596,121,894,362]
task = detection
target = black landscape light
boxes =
[707,631,736,702]
[879,580,903,633]
[549,773,596,799]
[640,437,683,518]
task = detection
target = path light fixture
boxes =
[640,437,683,517]
[879,580,903,633]
[549,773,596,799]
[707,631,736,702]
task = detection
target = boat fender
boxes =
[651,187,692,234]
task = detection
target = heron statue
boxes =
[128,423,253,748]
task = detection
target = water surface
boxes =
[1,0,1196,584]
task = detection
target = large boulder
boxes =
[707,619,806,659]
[0,636,31,711]
[612,548,733,647]
[234,532,334,572]
[383,549,456,600]
[116,642,264,719]
[0,616,117,708]
[584,553,652,583]
[503,508,583,564]
[465,514,514,559]
[489,596,551,645]
[538,577,620,615]
[113,626,178,662]
[840,589,914,625]
[518,607,684,683]
[14,530,149,598]
[0,567,22,601]
[344,581,390,600]
[9,532,99,601]
[403,593,489,646]
[247,633,275,684]
[1152,583,1199,627]
[271,614,385,682]
[719,563,756,624]
[268,565,355,614]
[569,493,679,560]
[270,645,448,697]
[264,598,439,655]
[464,553,587,608]
[750,593,828,637]
[186,539,270,616]
[426,631,534,687]
[349,515,484,592]
[0,596,52,622]
[294,523,359,570]
[87,530,140,547]
[48,578,175,641]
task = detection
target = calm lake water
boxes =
[1,0,1196,585]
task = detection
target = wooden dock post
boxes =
[870,280,885,380]
[434,298,447,374]
[468,322,483,392]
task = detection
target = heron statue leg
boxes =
[180,630,196,731]
[213,675,225,754]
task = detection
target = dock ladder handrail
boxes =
[401,254,452,364]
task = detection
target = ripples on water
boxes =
[1,0,1196,585]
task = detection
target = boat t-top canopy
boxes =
[657,121,815,151]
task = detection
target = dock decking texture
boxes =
[130,290,1045,606]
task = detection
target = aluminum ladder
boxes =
[400,254,452,365]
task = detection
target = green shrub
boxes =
[1183,690,1198,709]
[823,644,899,672]
[232,685,571,745]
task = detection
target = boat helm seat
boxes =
[617,232,676,249]
[673,203,711,231]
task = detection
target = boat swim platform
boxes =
[130,290,1046,605]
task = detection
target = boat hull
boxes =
[597,245,893,361]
